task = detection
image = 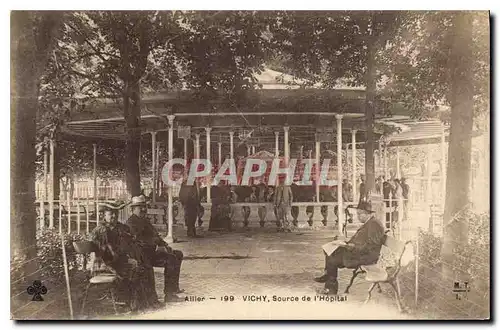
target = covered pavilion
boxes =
[40,68,451,242]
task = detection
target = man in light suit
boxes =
[274,178,293,232]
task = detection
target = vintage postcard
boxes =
[10,10,490,320]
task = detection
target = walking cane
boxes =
[61,233,74,319]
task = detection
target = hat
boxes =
[99,201,127,212]
[355,201,375,213]
[130,195,148,207]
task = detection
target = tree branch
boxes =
[66,22,116,63]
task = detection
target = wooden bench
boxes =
[344,235,415,312]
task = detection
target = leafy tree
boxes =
[388,11,489,284]
[268,11,403,193]
[41,11,274,197]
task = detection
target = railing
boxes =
[35,191,441,241]
[35,198,132,235]
[35,181,182,201]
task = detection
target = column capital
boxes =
[275,131,280,136]
[351,129,357,134]
[283,126,290,132]
[335,114,343,120]
[229,131,234,137]
[218,141,222,145]
[195,133,201,138]
[151,131,157,136]
[167,115,175,124]
[205,127,212,133]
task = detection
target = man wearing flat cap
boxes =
[314,200,386,295]
[126,195,185,303]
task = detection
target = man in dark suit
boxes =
[359,174,367,204]
[179,178,202,237]
[126,195,185,303]
[314,201,385,295]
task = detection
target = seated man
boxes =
[314,201,385,295]
[126,195,185,303]
[90,204,161,311]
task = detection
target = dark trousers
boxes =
[185,207,197,237]
[324,248,346,293]
[151,249,183,295]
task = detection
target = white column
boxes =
[41,142,48,230]
[426,144,433,206]
[396,146,401,179]
[275,131,279,157]
[93,143,98,226]
[252,145,256,154]
[151,131,157,203]
[383,140,388,179]
[308,149,313,159]
[351,130,357,203]
[43,141,48,200]
[184,138,188,160]
[336,114,343,232]
[247,145,251,156]
[166,115,175,243]
[378,142,383,178]
[206,127,212,203]
[195,133,200,159]
[440,123,446,209]
[229,131,234,160]
[284,126,289,166]
[156,141,161,195]
[299,145,304,159]
[315,140,320,203]
[218,141,222,168]
[49,139,54,228]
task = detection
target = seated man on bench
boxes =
[314,201,385,295]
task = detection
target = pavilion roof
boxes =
[60,68,453,148]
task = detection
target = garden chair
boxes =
[73,241,120,317]
[343,235,415,312]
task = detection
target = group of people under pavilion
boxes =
[50,69,458,315]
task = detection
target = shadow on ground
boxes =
[184,255,254,260]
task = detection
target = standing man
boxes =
[401,177,410,221]
[314,201,386,295]
[274,177,294,232]
[126,195,185,303]
[359,174,367,204]
[179,177,201,237]
[342,179,353,202]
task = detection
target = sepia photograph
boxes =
[10,10,490,320]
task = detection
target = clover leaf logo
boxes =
[27,280,47,301]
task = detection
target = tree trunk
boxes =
[441,12,474,283]
[364,39,377,194]
[124,81,142,196]
[11,12,61,263]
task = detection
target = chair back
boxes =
[73,240,96,254]
[383,236,415,277]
